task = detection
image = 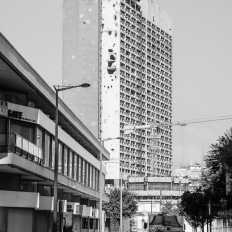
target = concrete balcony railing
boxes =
[0,133,43,163]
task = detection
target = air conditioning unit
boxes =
[57,200,67,213]
[67,202,80,214]
[73,203,82,215]
[82,205,93,217]
[93,209,99,218]
[66,202,74,213]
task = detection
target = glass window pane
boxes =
[96,170,99,191]
[82,218,88,229]
[79,157,82,183]
[44,133,50,167]
[93,168,95,190]
[86,162,89,187]
[73,154,77,180]
[90,165,92,188]
[64,146,68,176]
[0,118,6,133]
[69,150,73,178]
[76,155,79,181]
[36,127,43,148]
[83,160,85,185]
[58,143,63,173]
[11,122,34,143]
[50,139,55,169]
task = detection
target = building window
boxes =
[93,168,95,190]
[70,150,74,178]
[76,154,79,181]
[11,121,34,143]
[63,146,68,176]
[50,138,55,169]
[83,160,86,185]
[82,218,88,229]
[44,132,50,167]
[96,170,99,191]
[90,165,93,188]
[86,162,89,186]
[58,143,63,173]
[73,154,77,180]
[36,127,43,148]
[0,118,7,150]
[79,157,82,183]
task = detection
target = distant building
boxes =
[127,176,189,213]
[173,163,202,190]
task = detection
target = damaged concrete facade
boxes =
[62,0,100,138]
[62,0,173,180]
[101,0,173,179]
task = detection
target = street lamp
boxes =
[99,123,159,232]
[53,83,90,232]
[99,136,121,232]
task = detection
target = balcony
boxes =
[0,133,43,164]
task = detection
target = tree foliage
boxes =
[202,128,232,210]
[179,187,220,231]
[179,128,232,231]
[103,187,138,232]
[161,201,179,216]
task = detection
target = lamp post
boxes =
[53,83,90,232]
[99,136,121,232]
[99,123,159,232]
[120,173,123,232]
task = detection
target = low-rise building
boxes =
[0,33,109,232]
[127,176,189,213]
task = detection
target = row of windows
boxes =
[41,129,100,191]
[0,117,101,192]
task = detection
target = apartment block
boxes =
[101,0,173,180]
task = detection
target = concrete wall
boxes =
[141,0,172,36]
[62,0,100,138]
[101,0,121,180]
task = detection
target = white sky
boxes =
[0,0,232,169]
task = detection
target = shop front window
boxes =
[90,218,94,229]
[82,218,88,229]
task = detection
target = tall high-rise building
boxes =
[63,0,173,180]
[63,0,100,138]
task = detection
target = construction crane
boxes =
[122,115,232,176]
[172,115,232,127]
[123,115,232,132]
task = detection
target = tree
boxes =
[161,201,179,216]
[202,128,232,210]
[103,187,138,232]
[179,187,220,232]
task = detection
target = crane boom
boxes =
[172,115,232,126]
